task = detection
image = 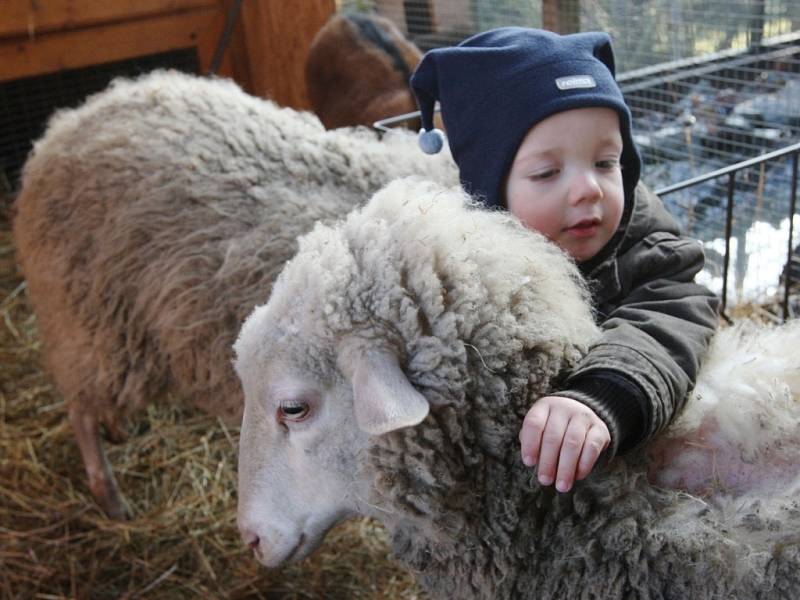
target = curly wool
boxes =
[263,178,800,599]
[13,70,457,429]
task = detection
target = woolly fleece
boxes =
[13,70,457,431]
[240,178,800,600]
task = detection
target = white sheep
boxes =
[235,177,800,599]
[12,70,457,518]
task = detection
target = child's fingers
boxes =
[519,402,550,467]
[535,412,569,486]
[576,426,610,480]
[554,418,590,492]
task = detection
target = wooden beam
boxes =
[0,0,219,39]
[0,7,226,82]
[236,0,335,109]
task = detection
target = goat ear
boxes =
[348,349,429,435]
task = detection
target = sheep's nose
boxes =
[240,528,261,554]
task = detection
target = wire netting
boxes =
[0,48,199,196]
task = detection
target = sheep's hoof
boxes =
[89,474,132,520]
[69,406,131,519]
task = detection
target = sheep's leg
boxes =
[102,413,129,444]
[69,404,129,519]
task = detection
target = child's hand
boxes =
[519,396,610,493]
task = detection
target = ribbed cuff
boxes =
[554,370,649,461]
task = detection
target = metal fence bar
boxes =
[656,141,800,322]
[655,141,800,196]
[722,173,736,318]
[373,110,425,133]
[784,153,799,320]
[208,0,244,76]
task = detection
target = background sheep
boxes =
[235,177,800,599]
[305,13,423,129]
[12,69,457,519]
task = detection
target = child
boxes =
[409,27,720,493]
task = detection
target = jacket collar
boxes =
[579,183,680,306]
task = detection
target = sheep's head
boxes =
[235,178,599,568]
[234,185,432,567]
[234,301,427,566]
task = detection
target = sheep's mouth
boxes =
[284,532,307,563]
[254,514,348,567]
[252,532,309,568]
[283,517,345,565]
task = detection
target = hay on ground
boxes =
[3,194,796,599]
[0,207,423,599]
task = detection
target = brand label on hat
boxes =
[555,75,597,90]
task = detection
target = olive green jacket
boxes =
[555,183,721,459]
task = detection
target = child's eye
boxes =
[596,159,620,170]
[529,168,559,181]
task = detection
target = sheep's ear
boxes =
[348,349,429,435]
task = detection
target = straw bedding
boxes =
[2,188,792,598]
[0,200,423,599]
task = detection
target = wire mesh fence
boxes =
[655,143,800,320]
[0,49,200,197]
[340,1,800,66]
[342,0,800,308]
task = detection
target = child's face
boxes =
[505,107,625,262]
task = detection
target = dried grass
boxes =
[6,184,791,599]
[727,297,799,324]
[0,204,423,599]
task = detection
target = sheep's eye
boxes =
[278,400,310,422]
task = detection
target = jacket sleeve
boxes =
[554,231,720,460]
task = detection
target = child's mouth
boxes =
[564,218,600,238]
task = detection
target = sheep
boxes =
[235,177,800,600]
[646,317,800,500]
[12,69,457,519]
[305,12,423,129]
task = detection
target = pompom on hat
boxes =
[418,127,445,154]
[410,27,642,209]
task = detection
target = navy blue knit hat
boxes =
[410,27,641,210]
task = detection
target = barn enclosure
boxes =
[1,0,335,194]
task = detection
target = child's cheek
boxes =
[518,211,563,243]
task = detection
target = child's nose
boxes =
[568,171,603,205]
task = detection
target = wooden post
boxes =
[749,0,766,48]
[542,0,581,35]
[233,0,335,110]
[373,0,409,34]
